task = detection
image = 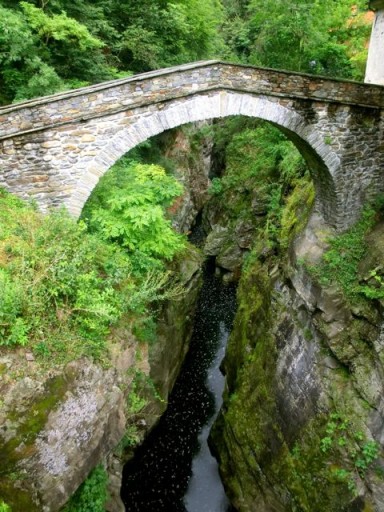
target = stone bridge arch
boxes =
[67,91,339,224]
[1,61,384,231]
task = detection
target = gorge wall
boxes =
[212,208,384,511]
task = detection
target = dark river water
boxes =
[121,263,237,511]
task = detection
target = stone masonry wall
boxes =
[0,61,384,230]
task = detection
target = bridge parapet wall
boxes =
[1,62,384,141]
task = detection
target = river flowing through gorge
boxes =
[121,261,237,511]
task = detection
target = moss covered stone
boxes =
[212,210,384,511]
[0,374,69,509]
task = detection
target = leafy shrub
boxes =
[63,465,108,512]
[307,207,383,302]
[208,177,224,196]
[0,270,28,346]
[83,160,185,264]
[115,425,141,455]
[132,315,157,344]
[319,412,380,494]
[0,189,131,360]
[0,163,186,361]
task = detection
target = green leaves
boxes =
[0,2,110,103]
[63,465,108,512]
[0,170,186,358]
[0,270,27,346]
[113,0,223,71]
[85,161,185,261]
[318,412,380,497]
[0,5,62,102]
[0,190,134,358]
[0,2,107,103]
[0,0,225,104]
[224,0,370,79]
[20,2,103,50]
[0,501,11,512]
[308,207,378,302]
[205,118,310,250]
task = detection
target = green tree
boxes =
[222,0,370,79]
[19,2,110,87]
[20,2,102,50]
[111,0,223,71]
[0,5,63,103]
[0,0,224,103]
[84,161,185,264]
[0,2,111,103]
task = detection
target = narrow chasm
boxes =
[3,117,384,512]
[121,258,238,512]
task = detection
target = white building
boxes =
[365,0,384,85]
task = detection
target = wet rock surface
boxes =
[211,212,384,511]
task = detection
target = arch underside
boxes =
[66,91,341,226]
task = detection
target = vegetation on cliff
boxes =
[212,192,384,510]
[0,160,185,362]
[0,158,187,509]
[63,465,109,512]
[203,117,315,264]
[306,202,384,304]
[82,158,185,267]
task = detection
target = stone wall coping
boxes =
[1,60,384,116]
[0,60,219,114]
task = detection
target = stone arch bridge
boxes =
[1,60,384,230]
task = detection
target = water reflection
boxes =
[121,266,237,511]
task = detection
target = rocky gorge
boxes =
[1,118,384,512]
[211,212,384,511]
[168,120,384,511]
[0,126,210,512]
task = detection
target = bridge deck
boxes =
[0,61,383,141]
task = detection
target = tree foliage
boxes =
[20,2,103,50]
[0,0,223,103]
[0,0,372,104]
[222,0,371,79]
[83,159,185,265]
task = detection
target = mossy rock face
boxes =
[212,214,384,511]
[222,260,272,390]
[0,374,70,510]
[0,360,128,512]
